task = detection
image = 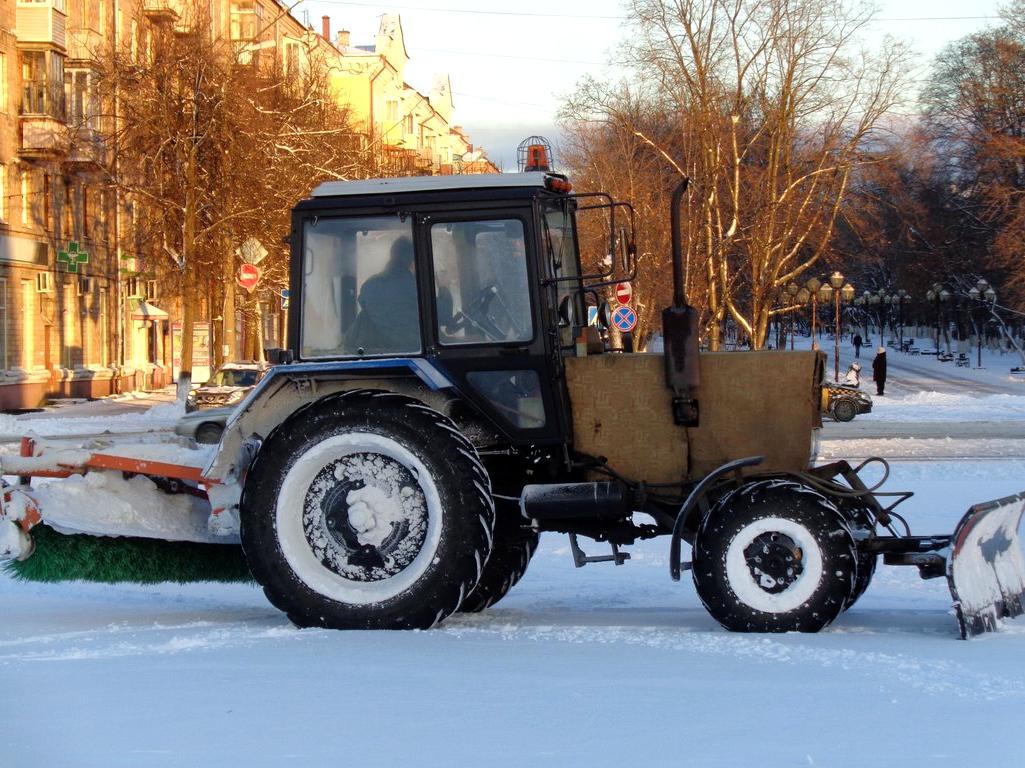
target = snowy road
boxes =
[3,348,1025,767]
[2,459,1025,768]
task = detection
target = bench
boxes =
[955,354,970,367]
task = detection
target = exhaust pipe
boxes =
[662,177,701,426]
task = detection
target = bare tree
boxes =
[562,0,910,348]
[92,2,371,397]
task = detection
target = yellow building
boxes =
[0,2,492,408]
[326,14,496,175]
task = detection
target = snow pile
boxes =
[31,472,235,544]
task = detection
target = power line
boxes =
[306,2,1002,24]
[306,0,624,19]
[417,47,606,66]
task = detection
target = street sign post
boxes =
[615,282,632,305]
[238,238,269,265]
[237,263,261,292]
[281,288,290,310]
[611,305,638,333]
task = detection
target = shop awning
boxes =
[131,300,169,321]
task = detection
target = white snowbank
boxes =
[32,471,235,544]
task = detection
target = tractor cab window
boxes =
[300,215,420,358]
[430,219,532,345]
[542,199,585,335]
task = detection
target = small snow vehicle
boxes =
[2,172,1022,638]
[825,385,873,422]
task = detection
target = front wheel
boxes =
[241,392,495,630]
[692,480,857,633]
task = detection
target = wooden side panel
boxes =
[564,354,688,484]
[565,351,823,484]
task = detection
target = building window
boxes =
[82,184,90,237]
[230,1,262,41]
[64,69,91,127]
[404,114,414,135]
[0,279,8,370]
[385,100,399,122]
[0,53,7,113]
[21,50,65,118]
[0,165,6,222]
[21,280,33,369]
[20,170,28,226]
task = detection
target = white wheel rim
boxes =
[276,432,443,605]
[724,517,824,614]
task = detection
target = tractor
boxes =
[1,171,1022,638]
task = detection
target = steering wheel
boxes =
[450,286,508,342]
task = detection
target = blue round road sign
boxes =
[612,305,637,333]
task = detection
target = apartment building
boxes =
[0,1,492,409]
[326,14,498,175]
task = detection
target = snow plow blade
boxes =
[947,492,1025,639]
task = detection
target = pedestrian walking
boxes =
[872,346,887,396]
[853,333,862,358]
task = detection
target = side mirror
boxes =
[619,226,634,273]
[558,295,575,327]
[266,347,294,365]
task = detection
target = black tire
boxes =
[838,502,878,610]
[692,480,858,633]
[458,511,539,612]
[240,391,495,630]
[831,398,858,422]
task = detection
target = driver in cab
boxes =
[349,236,420,354]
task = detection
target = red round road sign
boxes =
[237,263,262,292]
[615,282,632,305]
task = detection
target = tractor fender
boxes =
[202,359,458,486]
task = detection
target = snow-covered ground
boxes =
[2,353,1025,767]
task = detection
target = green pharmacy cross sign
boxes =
[58,242,90,273]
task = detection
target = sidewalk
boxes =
[17,387,178,421]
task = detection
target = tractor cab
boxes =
[288,172,627,446]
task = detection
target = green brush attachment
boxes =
[3,525,253,584]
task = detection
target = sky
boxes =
[293,0,1008,169]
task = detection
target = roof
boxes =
[311,173,552,198]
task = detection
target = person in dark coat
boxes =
[350,236,420,353]
[853,333,863,358]
[872,346,887,395]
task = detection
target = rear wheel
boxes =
[831,398,858,422]
[241,392,494,630]
[693,480,857,633]
[459,511,539,612]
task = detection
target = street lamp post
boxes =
[786,282,800,350]
[925,283,951,354]
[967,279,997,368]
[806,276,822,341]
[813,271,854,382]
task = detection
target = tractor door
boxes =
[421,209,565,445]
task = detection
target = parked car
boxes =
[186,361,268,411]
[825,385,873,422]
[175,405,233,444]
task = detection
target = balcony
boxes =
[16,0,67,50]
[66,29,104,64]
[142,0,180,22]
[66,127,104,166]
[19,115,69,158]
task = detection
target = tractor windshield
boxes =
[300,215,421,358]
